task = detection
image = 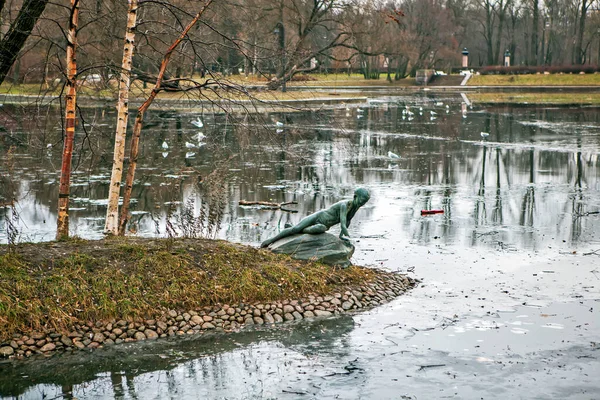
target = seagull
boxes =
[388,151,400,159]
[185,142,197,148]
[357,108,364,113]
[275,121,284,127]
[185,152,196,158]
[46,143,52,149]
[435,102,444,106]
[194,132,206,141]
[480,132,489,138]
[162,152,169,158]
[191,117,204,128]
[162,141,168,150]
[407,110,414,117]
[276,128,284,134]
[430,111,437,116]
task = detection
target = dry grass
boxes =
[0,238,376,342]
[469,74,600,86]
[470,92,600,105]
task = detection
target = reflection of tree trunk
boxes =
[475,146,487,226]
[105,0,138,236]
[492,148,503,224]
[61,384,73,399]
[118,0,214,235]
[571,145,583,241]
[110,371,125,398]
[56,0,79,240]
[520,149,535,226]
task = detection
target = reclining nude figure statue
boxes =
[260,188,370,248]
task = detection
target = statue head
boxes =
[353,188,370,207]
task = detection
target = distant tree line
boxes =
[0,0,599,89]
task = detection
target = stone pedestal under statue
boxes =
[267,233,354,268]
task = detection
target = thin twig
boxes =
[239,200,298,213]
[417,364,446,371]
[574,211,600,218]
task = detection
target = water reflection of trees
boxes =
[0,316,355,398]
[2,104,600,250]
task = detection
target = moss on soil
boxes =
[0,238,376,342]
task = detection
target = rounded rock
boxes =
[264,313,275,324]
[202,322,216,330]
[92,332,105,343]
[283,305,294,314]
[144,329,159,340]
[40,343,56,352]
[0,346,14,357]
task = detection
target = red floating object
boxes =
[421,209,444,215]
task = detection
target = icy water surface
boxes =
[1,94,599,398]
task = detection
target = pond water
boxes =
[1,94,599,398]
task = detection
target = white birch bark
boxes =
[104,0,138,235]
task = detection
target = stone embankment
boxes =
[0,273,415,359]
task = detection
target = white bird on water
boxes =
[388,151,400,159]
[480,132,489,138]
[194,132,206,141]
[276,121,284,127]
[430,110,437,116]
[191,117,204,128]
[162,141,169,150]
[185,142,197,149]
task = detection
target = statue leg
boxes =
[302,223,328,234]
[260,215,317,248]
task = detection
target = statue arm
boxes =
[339,202,350,239]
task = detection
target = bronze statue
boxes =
[260,188,370,248]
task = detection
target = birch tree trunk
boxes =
[56,0,79,240]
[118,0,214,235]
[104,0,138,235]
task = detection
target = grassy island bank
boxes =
[0,238,415,359]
